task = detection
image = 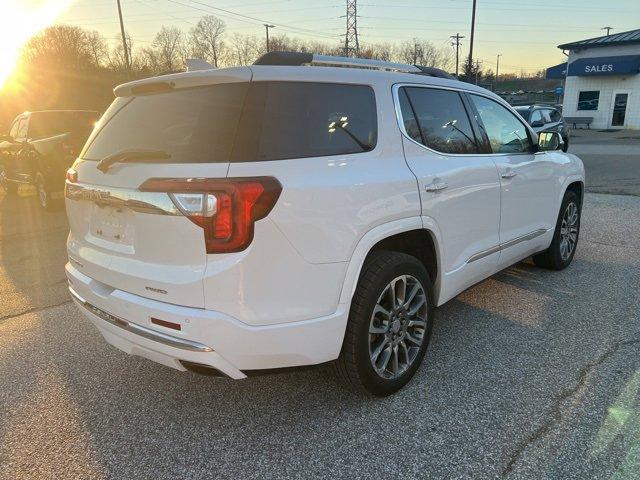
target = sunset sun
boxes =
[0,0,74,90]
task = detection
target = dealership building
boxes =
[547,28,640,129]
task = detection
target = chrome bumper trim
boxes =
[69,287,213,353]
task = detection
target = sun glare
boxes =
[0,0,74,90]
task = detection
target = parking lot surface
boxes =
[1,153,639,478]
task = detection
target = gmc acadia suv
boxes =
[65,52,585,396]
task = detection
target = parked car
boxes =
[64,52,585,396]
[0,110,99,209]
[514,105,569,152]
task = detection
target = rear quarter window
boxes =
[231,81,377,162]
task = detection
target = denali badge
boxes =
[145,286,168,295]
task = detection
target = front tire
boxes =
[333,251,434,396]
[533,190,580,270]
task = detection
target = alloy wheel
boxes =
[559,202,578,261]
[368,274,428,379]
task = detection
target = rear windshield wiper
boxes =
[96,149,171,173]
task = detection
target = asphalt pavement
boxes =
[569,129,640,196]
[1,142,640,478]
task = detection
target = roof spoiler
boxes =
[253,51,456,79]
[184,58,215,72]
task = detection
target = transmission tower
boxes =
[343,0,360,57]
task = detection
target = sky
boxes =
[24,0,640,75]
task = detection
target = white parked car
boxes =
[65,52,584,396]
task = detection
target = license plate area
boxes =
[89,204,135,251]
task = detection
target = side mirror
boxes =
[530,120,544,128]
[538,131,563,151]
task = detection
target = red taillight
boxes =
[66,168,78,183]
[139,177,282,253]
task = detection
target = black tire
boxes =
[533,190,580,270]
[333,250,435,396]
[562,135,569,152]
[35,172,62,211]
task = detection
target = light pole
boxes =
[601,26,613,36]
[116,0,130,72]
[264,24,275,52]
[495,54,502,91]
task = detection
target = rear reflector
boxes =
[151,318,182,331]
[139,177,282,254]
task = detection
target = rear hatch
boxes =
[66,68,251,307]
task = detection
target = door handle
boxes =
[501,170,517,179]
[425,181,448,192]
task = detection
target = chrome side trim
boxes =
[69,287,214,353]
[467,228,547,264]
[65,181,181,216]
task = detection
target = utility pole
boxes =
[468,0,477,80]
[495,54,502,91]
[601,26,613,36]
[450,33,465,79]
[263,24,275,52]
[343,0,360,57]
[116,0,130,72]
[475,59,482,85]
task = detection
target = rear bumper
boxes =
[66,263,348,378]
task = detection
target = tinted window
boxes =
[397,88,422,144]
[401,87,478,154]
[232,82,376,162]
[470,94,533,154]
[29,112,99,139]
[9,120,20,138]
[578,91,599,111]
[514,107,530,121]
[84,83,249,163]
[16,119,28,140]
[547,109,562,123]
[83,81,376,163]
[529,109,544,125]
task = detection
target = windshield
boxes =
[82,81,377,163]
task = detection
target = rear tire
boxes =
[533,190,580,270]
[333,250,434,396]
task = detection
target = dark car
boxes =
[515,105,569,152]
[0,110,99,210]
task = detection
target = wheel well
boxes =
[566,181,584,207]
[367,229,438,284]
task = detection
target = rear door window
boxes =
[398,86,479,154]
[232,81,377,162]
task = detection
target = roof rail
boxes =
[253,51,456,79]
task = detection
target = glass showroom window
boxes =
[577,91,599,111]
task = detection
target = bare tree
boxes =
[395,39,452,70]
[85,30,108,67]
[23,25,93,69]
[191,15,226,67]
[108,32,134,72]
[153,26,184,72]
[227,33,260,66]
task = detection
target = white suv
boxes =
[65,52,584,395]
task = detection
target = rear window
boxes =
[82,81,377,163]
[29,112,99,139]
